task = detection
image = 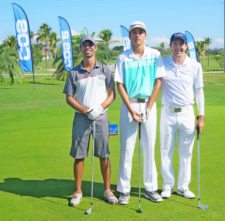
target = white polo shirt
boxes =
[114,46,166,98]
[162,55,204,107]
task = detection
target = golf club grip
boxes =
[196,116,200,140]
[138,123,141,139]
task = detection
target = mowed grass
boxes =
[0,73,225,221]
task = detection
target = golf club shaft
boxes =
[138,122,141,207]
[197,131,201,206]
[91,121,95,203]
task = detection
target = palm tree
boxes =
[99,28,118,48]
[53,35,82,80]
[204,37,212,66]
[80,27,95,37]
[49,32,59,59]
[196,40,206,64]
[3,35,17,49]
[0,45,20,84]
[37,23,52,69]
[158,42,166,57]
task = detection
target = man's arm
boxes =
[195,87,205,133]
[117,82,141,122]
[146,78,162,110]
[66,96,89,115]
[101,86,116,109]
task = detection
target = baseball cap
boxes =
[170,32,187,44]
[79,35,96,46]
[128,21,147,34]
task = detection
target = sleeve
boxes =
[155,54,166,79]
[194,62,204,89]
[114,55,124,84]
[63,71,76,96]
[103,64,114,89]
[195,87,205,115]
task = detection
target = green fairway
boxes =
[0,73,225,221]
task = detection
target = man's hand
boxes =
[196,115,205,134]
[130,110,143,122]
[87,105,104,120]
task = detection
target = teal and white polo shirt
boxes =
[114,46,166,98]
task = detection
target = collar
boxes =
[128,46,148,59]
[169,54,190,66]
[79,60,101,71]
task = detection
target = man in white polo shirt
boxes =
[63,36,118,206]
[160,32,205,199]
[115,21,166,204]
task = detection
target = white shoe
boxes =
[177,189,195,199]
[144,191,163,203]
[161,188,172,198]
[118,193,130,205]
[103,190,118,204]
[70,192,83,206]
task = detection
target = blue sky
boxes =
[0,0,224,48]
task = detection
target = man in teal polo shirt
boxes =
[114,21,166,204]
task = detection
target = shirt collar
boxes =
[79,60,100,71]
[169,54,190,66]
[129,46,148,59]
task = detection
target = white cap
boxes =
[128,21,147,33]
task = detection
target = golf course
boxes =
[0,72,225,221]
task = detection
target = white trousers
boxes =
[160,105,195,190]
[117,102,158,193]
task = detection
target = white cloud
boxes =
[211,38,224,48]
[71,29,79,36]
[149,36,170,47]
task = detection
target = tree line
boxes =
[0,23,224,84]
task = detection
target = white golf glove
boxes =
[88,105,104,120]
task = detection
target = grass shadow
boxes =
[29,82,59,86]
[0,178,107,203]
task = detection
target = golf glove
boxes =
[88,105,104,120]
[145,108,151,120]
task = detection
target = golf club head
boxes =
[136,207,143,213]
[85,207,92,215]
[199,204,208,210]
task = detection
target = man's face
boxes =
[80,41,97,58]
[129,28,146,47]
[170,39,187,58]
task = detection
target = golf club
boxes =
[137,122,143,213]
[85,121,95,215]
[197,127,208,210]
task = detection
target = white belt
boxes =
[129,98,148,103]
[165,105,191,113]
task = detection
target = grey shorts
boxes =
[70,112,110,159]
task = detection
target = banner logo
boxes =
[58,16,74,71]
[12,3,33,72]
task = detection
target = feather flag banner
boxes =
[58,16,74,71]
[12,3,33,72]
[185,31,198,62]
[120,25,131,51]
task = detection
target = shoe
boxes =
[103,190,118,204]
[144,191,163,203]
[118,193,130,205]
[70,192,83,206]
[177,188,195,199]
[161,187,172,198]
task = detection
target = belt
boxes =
[129,98,148,103]
[165,105,190,113]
